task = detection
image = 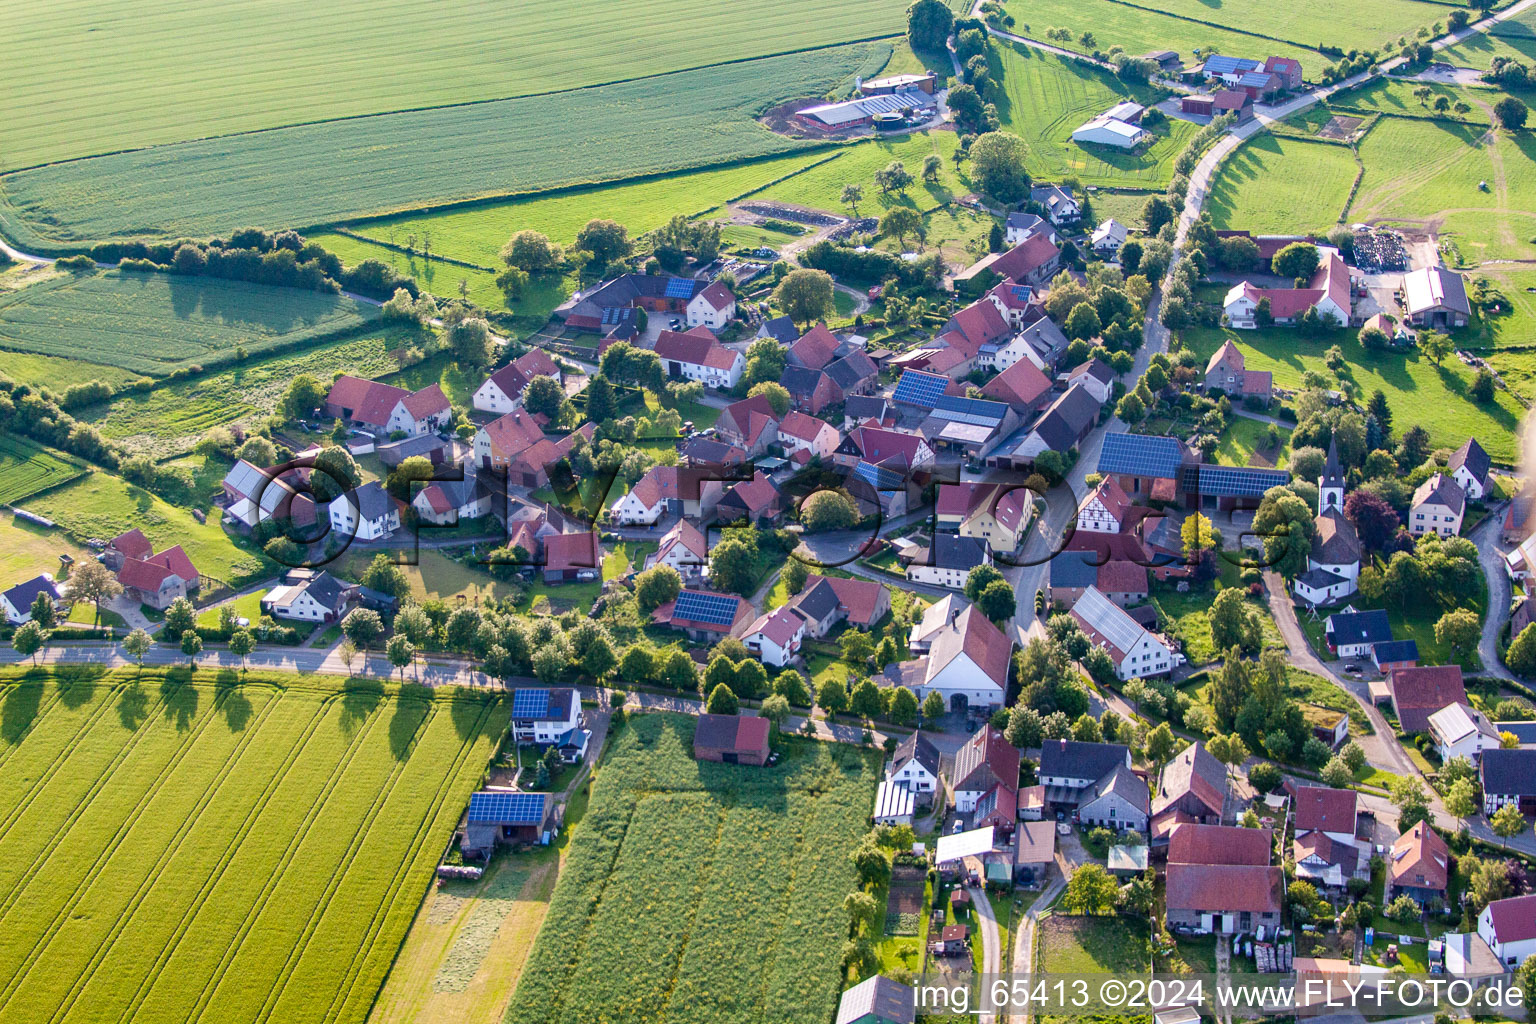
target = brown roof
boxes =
[543,531,600,572]
[980,357,1053,410]
[1096,559,1148,596]
[1390,665,1467,733]
[942,300,1012,354]
[118,557,177,592]
[723,471,779,517]
[484,349,560,399]
[1168,823,1272,866]
[1205,340,1245,378]
[694,713,770,754]
[778,410,832,444]
[1294,785,1357,834]
[744,606,805,647]
[695,280,735,312]
[952,724,1020,794]
[1166,863,1282,914]
[789,322,841,370]
[990,233,1060,282]
[928,604,1013,690]
[1154,742,1227,817]
[654,328,741,372]
[109,528,155,561]
[628,465,680,511]
[325,374,408,427]
[480,408,546,457]
[1085,476,1133,524]
[146,545,198,583]
[401,383,450,420]
[809,574,887,626]
[1483,893,1536,944]
[1390,821,1449,892]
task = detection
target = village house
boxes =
[1448,438,1491,501]
[1265,55,1304,90]
[462,791,563,856]
[511,687,583,744]
[411,466,494,526]
[1031,184,1081,226]
[883,601,1013,712]
[1090,218,1129,256]
[715,471,782,525]
[1152,742,1228,842]
[1390,665,1468,734]
[835,974,916,1024]
[1387,821,1449,906]
[1479,893,1536,969]
[1403,266,1471,329]
[1077,476,1135,534]
[1038,739,1134,807]
[1049,542,1150,608]
[1165,823,1282,934]
[608,465,680,526]
[906,534,989,591]
[1324,608,1392,659]
[1203,340,1273,402]
[741,605,805,668]
[328,481,400,542]
[471,349,562,415]
[785,573,890,638]
[935,481,1034,555]
[261,570,355,623]
[323,375,451,437]
[1410,473,1466,536]
[1480,747,1536,815]
[652,588,752,644]
[835,425,935,472]
[886,731,941,805]
[715,394,781,454]
[1077,762,1151,833]
[694,713,771,766]
[1372,639,1420,674]
[777,410,839,463]
[954,233,1063,292]
[653,327,744,389]
[102,528,153,570]
[788,322,843,370]
[118,546,200,611]
[979,355,1054,415]
[556,272,709,331]
[1071,586,1172,680]
[1223,252,1352,328]
[951,724,1020,818]
[1292,785,1367,888]
[1427,702,1500,764]
[645,519,709,578]
[541,531,600,584]
[686,280,736,330]
[1064,358,1116,404]
[474,408,547,473]
[984,280,1044,331]
[1,575,62,625]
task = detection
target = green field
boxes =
[1002,0,1319,69]
[81,323,425,458]
[1039,914,1150,973]
[1180,300,1527,462]
[0,0,912,170]
[0,512,91,585]
[0,666,500,1024]
[0,270,379,378]
[990,44,1199,187]
[1442,7,1536,69]
[0,436,86,505]
[508,713,878,1024]
[24,472,270,587]
[1205,134,1359,235]
[1463,266,1536,402]
[1213,415,1292,469]
[752,133,968,216]
[1330,78,1497,124]
[0,45,887,247]
[1350,116,1536,264]
[1137,0,1444,53]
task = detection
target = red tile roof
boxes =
[790,323,841,370]
[695,280,735,312]
[326,375,408,426]
[804,573,887,626]
[1086,476,1133,524]
[942,300,1012,355]
[484,349,560,399]
[108,528,154,561]
[725,471,779,517]
[1294,785,1357,834]
[851,427,927,466]
[981,357,1052,410]
[1096,559,1148,596]
[745,606,805,647]
[1168,823,1272,865]
[654,328,740,372]
[929,604,1013,690]
[628,465,680,511]
[1390,665,1467,733]
[778,410,831,444]
[118,557,177,592]
[543,531,600,572]
[1166,863,1282,914]
[1485,893,1536,944]
[146,545,198,583]
[952,723,1021,794]
[1390,821,1448,892]
[991,233,1061,282]
[401,382,450,420]
[481,408,545,458]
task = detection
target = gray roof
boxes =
[1040,739,1131,783]
[282,571,351,614]
[1495,721,1536,745]
[781,364,823,398]
[930,534,988,570]
[1028,384,1099,450]
[1414,473,1466,515]
[3,575,60,613]
[350,480,395,521]
[844,395,893,421]
[1481,748,1536,797]
[825,350,879,390]
[1049,549,1099,590]
[1006,211,1047,232]
[1326,609,1392,647]
[1021,318,1070,364]
[1372,639,1419,663]
[1449,438,1490,488]
[837,975,915,1024]
[1086,762,1151,815]
[792,577,842,622]
[759,315,798,344]
[893,731,941,778]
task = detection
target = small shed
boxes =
[836,974,916,1024]
[461,790,561,857]
[1181,95,1214,116]
[1108,843,1150,877]
[693,714,771,766]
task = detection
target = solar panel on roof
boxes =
[512,689,550,719]
[664,277,697,299]
[854,461,904,491]
[1097,433,1184,478]
[892,370,948,408]
[467,791,545,825]
[933,395,1007,424]
[673,590,740,626]
[1192,464,1289,498]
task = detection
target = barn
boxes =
[461,791,563,857]
[693,714,771,766]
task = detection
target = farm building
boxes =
[1212,89,1253,122]
[556,273,708,330]
[323,375,451,437]
[652,588,752,642]
[693,713,771,766]
[1402,266,1471,328]
[541,531,601,583]
[1181,95,1214,117]
[836,975,915,1024]
[1224,252,1352,328]
[1142,50,1183,72]
[1070,586,1172,681]
[118,546,201,611]
[794,90,937,131]
[1265,56,1304,90]
[653,327,745,389]
[462,791,563,856]
[1071,115,1149,149]
[860,72,936,96]
[1390,665,1467,734]
[1195,55,1263,84]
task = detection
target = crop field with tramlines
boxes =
[1,0,912,170]
[508,713,879,1024]
[0,269,379,378]
[0,435,87,505]
[0,666,501,1024]
[0,44,889,249]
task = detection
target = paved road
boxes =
[1470,504,1516,681]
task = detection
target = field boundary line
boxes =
[180,694,390,1022]
[103,689,333,1024]
[34,685,287,1024]
[0,677,230,1003]
[250,700,440,1024]
[322,696,499,1024]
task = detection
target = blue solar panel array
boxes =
[854,460,904,491]
[664,276,697,299]
[933,394,1007,424]
[1097,433,1184,479]
[892,370,948,409]
[1202,55,1261,75]
[468,791,545,825]
[512,689,550,719]
[1190,464,1290,498]
[673,590,740,626]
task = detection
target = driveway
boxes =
[1008,876,1064,1024]
[1470,505,1516,681]
[970,883,1003,1024]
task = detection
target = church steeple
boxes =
[1319,437,1344,513]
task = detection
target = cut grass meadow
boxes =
[0,665,501,1024]
[0,269,379,378]
[508,712,878,1024]
[0,436,87,505]
[0,0,911,170]
[1441,6,1536,70]
[0,44,888,247]
[1205,134,1359,235]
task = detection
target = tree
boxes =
[1472,368,1496,403]
[1146,722,1178,768]
[888,686,919,726]
[965,564,1005,603]
[782,559,810,597]
[841,183,864,217]
[747,381,791,418]
[1495,96,1530,130]
[707,534,758,595]
[359,552,412,601]
[1272,242,1320,281]
[1248,761,1282,793]
[500,229,562,272]
[1253,490,1316,579]
[1344,490,1399,552]
[874,160,915,195]
[1181,512,1219,559]
[342,608,384,658]
[1419,330,1453,367]
[159,596,194,641]
[1064,302,1102,341]
[850,679,884,720]
[817,677,849,717]
[706,683,739,715]
[922,689,946,723]
[907,0,954,50]
[879,207,924,247]
[281,374,329,421]
[67,560,122,623]
[1210,588,1261,655]
[1493,802,1528,846]
[448,317,496,369]
[800,489,859,532]
[1509,623,1536,676]
[26,589,57,631]
[1445,777,1480,824]
[634,565,682,614]
[840,630,876,667]
[1435,608,1481,663]
[574,219,630,264]
[1321,756,1353,788]
[977,580,1017,623]
[228,628,256,672]
[310,444,363,504]
[522,374,568,421]
[772,268,835,327]
[583,373,618,425]
[1062,863,1118,915]
[1390,776,1434,832]
[180,631,203,664]
[1118,871,1156,916]
[967,131,1031,203]
[1142,195,1174,234]
[123,628,154,671]
[11,621,46,665]
[922,153,943,182]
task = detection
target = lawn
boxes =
[507,712,879,1023]
[0,664,502,1024]
[1212,416,1291,470]
[64,602,125,629]
[1204,134,1359,236]
[1001,0,1319,69]
[750,132,969,218]
[1151,580,1283,667]
[0,269,379,378]
[195,589,266,629]
[1038,914,1151,974]
[990,43,1199,188]
[1329,78,1497,125]
[0,45,888,248]
[1350,116,1536,265]
[24,471,271,588]
[0,512,91,585]
[0,435,86,505]
[0,0,910,170]
[1178,301,1527,463]
[1442,6,1536,69]
[80,322,425,458]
